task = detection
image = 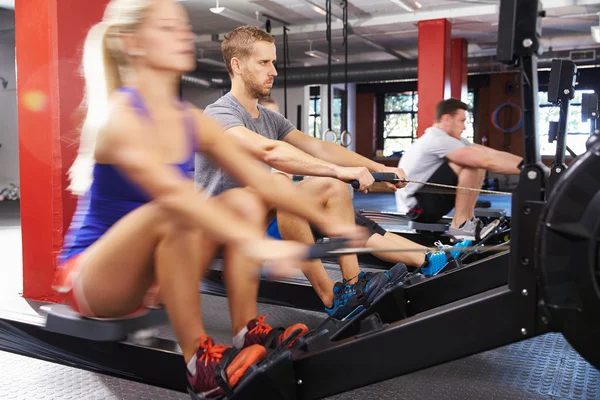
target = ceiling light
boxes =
[197,58,226,68]
[390,0,415,12]
[414,1,422,8]
[305,50,340,62]
[209,0,259,26]
[312,5,327,16]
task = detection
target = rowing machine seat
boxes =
[473,208,506,219]
[42,304,168,341]
[408,221,449,233]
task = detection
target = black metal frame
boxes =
[275,1,551,398]
[0,317,187,392]
[547,59,577,193]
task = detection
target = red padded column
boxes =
[16,0,108,301]
[417,19,452,137]
[451,38,468,102]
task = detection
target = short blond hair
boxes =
[222,26,275,76]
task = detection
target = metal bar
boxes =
[556,100,571,160]
[261,13,290,26]
[0,319,188,393]
[293,286,537,399]
[283,26,288,118]
[405,251,510,315]
[327,0,332,131]
[520,54,541,167]
[204,270,324,312]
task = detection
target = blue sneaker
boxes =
[384,263,409,285]
[420,240,473,277]
[325,282,360,320]
[324,266,404,319]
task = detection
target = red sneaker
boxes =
[187,335,266,397]
[241,315,309,350]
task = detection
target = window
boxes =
[538,89,594,156]
[463,92,475,142]
[332,88,346,135]
[308,86,321,138]
[381,92,418,157]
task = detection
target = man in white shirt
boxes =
[396,98,522,240]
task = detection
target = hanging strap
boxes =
[342,0,349,133]
[326,0,332,132]
[283,26,290,118]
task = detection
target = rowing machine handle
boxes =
[306,238,349,260]
[350,172,400,189]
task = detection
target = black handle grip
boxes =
[371,172,399,182]
[350,172,399,189]
[306,238,349,260]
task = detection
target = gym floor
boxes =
[0,197,598,400]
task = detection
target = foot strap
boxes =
[213,347,241,398]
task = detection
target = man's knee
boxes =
[217,188,268,225]
[302,177,350,201]
[457,166,485,187]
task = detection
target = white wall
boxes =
[182,86,224,109]
[268,86,306,130]
[0,9,17,190]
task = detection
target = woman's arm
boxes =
[95,94,266,246]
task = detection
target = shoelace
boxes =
[433,241,453,254]
[198,335,230,367]
[248,315,273,336]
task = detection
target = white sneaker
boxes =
[479,218,501,239]
[448,218,478,240]
[448,218,500,241]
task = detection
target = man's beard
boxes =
[243,71,271,99]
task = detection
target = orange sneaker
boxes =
[239,315,309,350]
[187,335,266,397]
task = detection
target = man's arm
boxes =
[283,129,408,189]
[446,146,521,174]
[224,125,375,190]
[470,143,523,167]
[283,129,384,171]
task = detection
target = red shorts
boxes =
[52,253,160,319]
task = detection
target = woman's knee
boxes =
[217,188,269,225]
[141,202,205,241]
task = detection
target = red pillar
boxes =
[15,0,109,301]
[417,19,452,137]
[451,38,468,102]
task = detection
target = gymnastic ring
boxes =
[536,135,600,370]
[491,102,523,133]
[340,130,353,148]
[323,129,338,143]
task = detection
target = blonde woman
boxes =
[53,0,363,397]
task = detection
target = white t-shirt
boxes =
[395,127,471,213]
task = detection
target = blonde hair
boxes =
[222,26,275,76]
[68,0,154,195]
